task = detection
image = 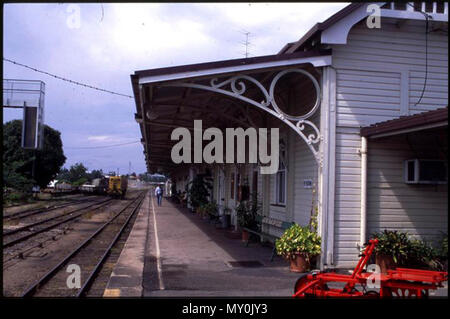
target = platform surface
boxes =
[104,193,299,297]
[104,193,448,298]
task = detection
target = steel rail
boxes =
[3,198,113,248]
[3,198,111,236]
[2,194,86,211]
[3,196,98,221]
[77,191,147,297]
[21,191,146,297]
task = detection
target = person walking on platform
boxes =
[155,185,163,206]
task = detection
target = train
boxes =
[45,176,128,199]
[106,175,128,199]
[79,178,109,195]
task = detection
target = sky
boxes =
[3,3,348,175]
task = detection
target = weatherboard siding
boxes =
[366,135,448,242]
[331,18,448,267]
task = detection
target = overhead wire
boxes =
[406,2,432,106]
[65,140,141,149]
[3,58,134,99]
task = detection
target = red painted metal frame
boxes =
[293,239,448,298]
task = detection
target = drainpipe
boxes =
[360,136,368,247]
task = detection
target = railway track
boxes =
[3,198,114,249]
[3,195,99,221]
[21,191,146,297]
[3,194,86,210]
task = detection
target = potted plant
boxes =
[236,200,260,242]
[197,204,206,218]
[275,224,321,272]
[437,234,448,271]
[371,230,410,273]
[409,238,438,270]
[186,173,212,213]
[203,201,218,220]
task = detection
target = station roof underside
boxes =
[131,50,331,173]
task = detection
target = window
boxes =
[275,138,287,205]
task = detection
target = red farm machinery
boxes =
[293,239,447,298]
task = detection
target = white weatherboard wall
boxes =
[366,134,448,242]
[331,18,448,267]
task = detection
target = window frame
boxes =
[275,137,287,205]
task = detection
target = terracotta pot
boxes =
[242,230,249,242]
[376,254,396,273]
[289,254,309,273]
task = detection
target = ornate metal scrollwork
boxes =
[160,68,323,165]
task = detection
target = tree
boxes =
[90,169,104,180]
[68,163,89,185]
[56,167,70,181]
[3,120,66,190]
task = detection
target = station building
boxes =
[132,2,448,268]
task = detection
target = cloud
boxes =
[3,3,349,174]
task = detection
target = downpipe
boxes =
[360,137,368,247]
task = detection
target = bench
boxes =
[242,215,294,261]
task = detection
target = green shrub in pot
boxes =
[236,201,258,230]
[203,201,218,216]
[275,224,321,262]
[371,230,411,265]
[408,239,438,269]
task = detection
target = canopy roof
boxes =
[131,50,331,173]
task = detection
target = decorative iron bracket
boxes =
[161,68,322,166]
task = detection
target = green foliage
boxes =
[186,173,212,209]
[139,173,166,183]
[89,169,104,180]
[56,167,70,182]
[371,230,411,265]
[236,198,261,230]
[67,163,89,183]
[72,177,89,187]
[3,120,66,190]
[409,239,438,269]
[202,201,218,216]
[3,188,31,205]
[275,224,321,260]
[3,160,36,192]
[371,230,443,269]
[439,234,448,259]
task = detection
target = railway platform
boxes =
[103,192,299,297]
[103,192,448,297]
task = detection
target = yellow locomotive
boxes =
[107,175,128,199]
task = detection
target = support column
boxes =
[318,66,337,268]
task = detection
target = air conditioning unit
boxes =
[404,159,447,184]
